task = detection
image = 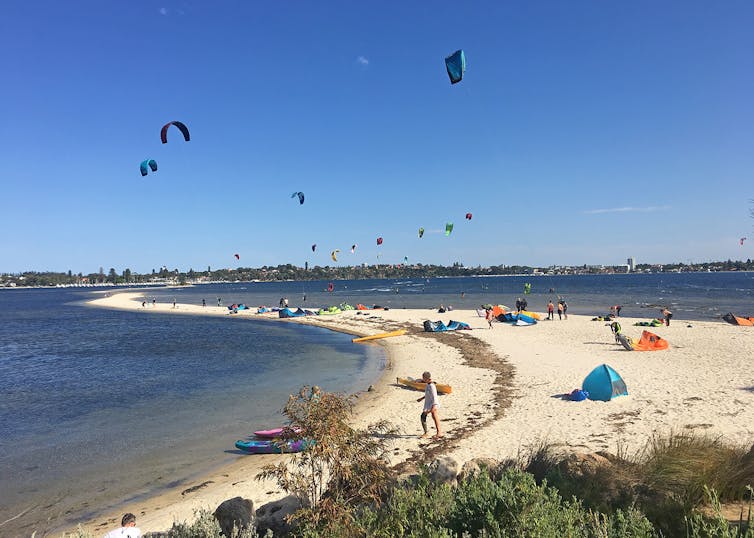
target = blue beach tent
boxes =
[582,364,628,402]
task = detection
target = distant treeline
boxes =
[3,259,754,288]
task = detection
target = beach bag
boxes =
[570,389,589,402]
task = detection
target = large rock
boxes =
[214,496,254,537]
[457,457,504,483]
[427,455,460,486]
[255,495,301,537]
[556,452,613,480]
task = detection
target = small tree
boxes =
[257,387,398,533]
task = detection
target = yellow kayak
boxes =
[352,329,407,343]
[396,377,452,395]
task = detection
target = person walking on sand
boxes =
[547,300,554,320]
[562,300,568,319]
[102,513,141,538]
[557,300,563,320]
[417,371,442,439]
[661,307,673,326]
[152,298,156,308]
[485,307,494,329]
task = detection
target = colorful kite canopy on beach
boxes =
[445,49,466,84]
[160,121,190,144]
[140,159,158,176]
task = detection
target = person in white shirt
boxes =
[416,371,442,439]
[103,513,141,538]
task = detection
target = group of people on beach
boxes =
[545,299,568,320]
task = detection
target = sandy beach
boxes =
[79,292,754,535]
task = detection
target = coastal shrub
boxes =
[636,432,754,506]
[257,387,398,535]
[684,487,754,537]
[320,467,655,537]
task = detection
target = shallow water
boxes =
[0,288,384,536]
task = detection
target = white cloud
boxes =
[159,7,168,15]
[356,56,369,66]
[583,205,671,215]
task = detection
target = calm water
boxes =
[1,272,752,535]
[154,271,754,321]
[0,288,384,536]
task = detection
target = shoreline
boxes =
[64,292,754,535]
[76,293,503,535]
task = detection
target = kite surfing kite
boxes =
[140,159,158,176]
[234,253,240,260]
[445,223,454,236]
[465,213,472,220]
[331,249,340,262]
[741,237,747,246]
[160,121,190,144]
[418,227,424,238]
[377,237,383,246]
[524,283,532,295]
[327,282,334,292]
[311,244,317,252]
[444,49,466,84]
[351,244,358,253]
[291,192,305,205]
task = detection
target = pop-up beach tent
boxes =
[582,364,628,401]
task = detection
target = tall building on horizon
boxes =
[627,257,636,272]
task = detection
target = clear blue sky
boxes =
[2,1,753,274]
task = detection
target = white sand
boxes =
[79,292,754,534]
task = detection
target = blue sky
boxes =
[1,1,753,274]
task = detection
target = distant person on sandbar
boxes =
[172,298,176,309]
[102,513,141,538]
[152,298,156,308]
[202,298,206,307]
[141,301,146,308]
[416,371,442,439]
[661,307,673,326]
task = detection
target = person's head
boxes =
[311,385,321,395]
[121,513,136,527]
[422,371,431,381]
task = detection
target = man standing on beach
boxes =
[485,307,494,329]
[416,371,442,439]
[102,513,141,538]
[662,307,673,326]
[547,300,554,320]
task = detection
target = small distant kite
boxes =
[403,256,408,264]
[160,121,190,144]
[445,223,454,236]
[351,244,358,253]
[377,237,383,246]
[741,237,747,246]
[234,253,240,260]
[444,49,466,85]
[331,249,340,262]
[524,282,531,295]
[291,192,305,205]
[465,213,472,220]
[418,227,424,238]
[327,282,334,292]
[140,159,158,176]
[312,244,317,252]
